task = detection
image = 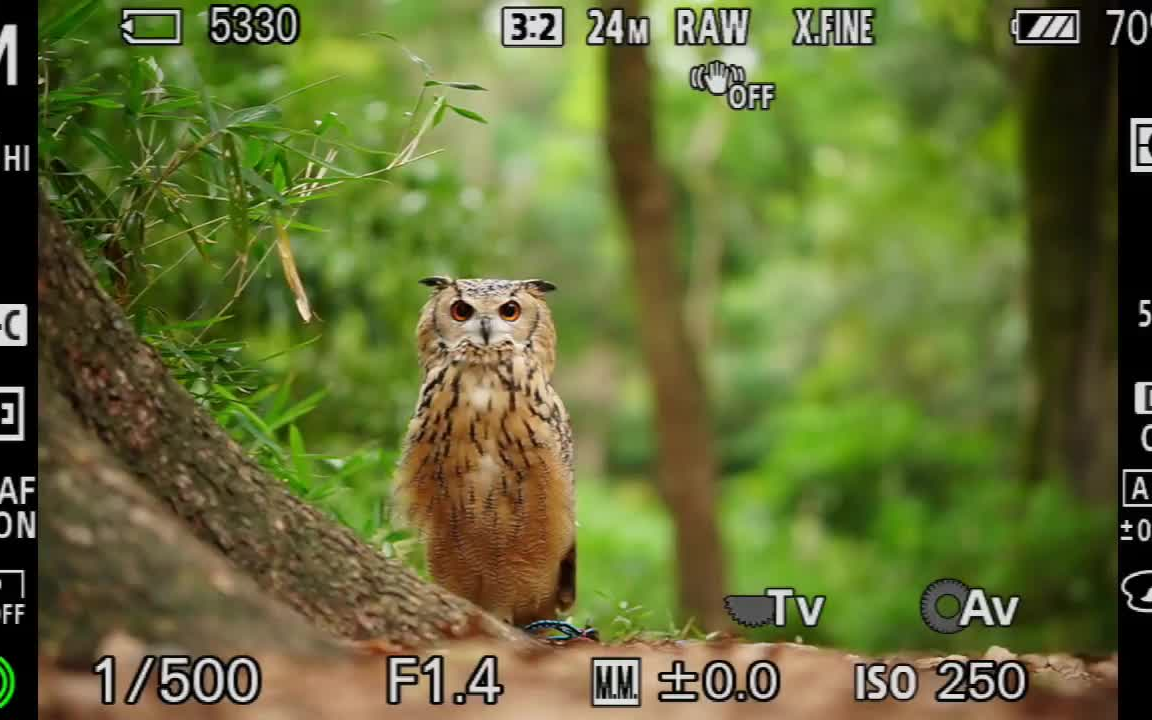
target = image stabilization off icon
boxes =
[690,60,746,96]
[689,60,775,111]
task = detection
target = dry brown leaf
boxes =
[274,217,313,323]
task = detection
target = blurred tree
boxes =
[603,0,726,630]
[1021,0,1117,502]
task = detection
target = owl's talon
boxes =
[522,619,600,642]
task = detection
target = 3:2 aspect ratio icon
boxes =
[500,6,565,47]
[1132,119,1152,173]
[1009,8,1080,45]
[0,305,26,347]
[0,387,24,442]
[120,8,184,46]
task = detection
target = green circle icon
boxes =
[0,656,14,708]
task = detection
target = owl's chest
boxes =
[413,357,561,498]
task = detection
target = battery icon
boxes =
[120,8,184,46]
[1009,9,1080,45]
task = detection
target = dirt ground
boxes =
[39,635,1117,719]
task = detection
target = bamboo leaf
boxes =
[432,101,448,128]
[39,0,100,42]
[448,104,488,124]
[225,105,283,128]
[289,425,313,487]
[220,134,249,248]
[273,214,314,323]
[365,32,433,76]
[423,80,488,91]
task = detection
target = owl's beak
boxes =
[479,317,492,345]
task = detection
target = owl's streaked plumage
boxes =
[392,277,575,625]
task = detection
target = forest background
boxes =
[39,0,1117,654]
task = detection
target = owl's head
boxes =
[415,276,559,373]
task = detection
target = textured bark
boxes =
[1020,0,1117,502]
[39,367,341,664]
[602,0,727,630]
[37,191,525,651]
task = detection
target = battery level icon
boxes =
[120,8,184,46]
[1009,9,1080,45]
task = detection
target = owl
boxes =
[392,276,576,626]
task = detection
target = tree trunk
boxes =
[39,364,342,664]
[37,191,525,656]
[1021,0,1117,502]
[684,109,729,358]
[602,0,727,630]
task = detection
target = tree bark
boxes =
[1021,1,1117,502]
[684,109,729,358]
[37,191,525,653]
[39,364,342,664]
[602,0,727,630]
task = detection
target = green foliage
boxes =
[38,0,486,549]
[40,0,1115,654]
[573,473,1113,653]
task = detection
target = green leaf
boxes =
[448,105,488,124]
[225,105,283,128]
[85,98,126,109]
[126,59,145,115]
[148,316,234,332]
[289,425,313,488]
[273,149,291,193]
[220,134,249,246]
[365,32,433,76]
[39,0,100,43]
[271,142,355,178]
[384,529,414,543]
[160,197,216,264]
[254,333,322,363]
[241,165,286,205]
[267,389,329,432]
[313,111,348,137]
[143,96,201,114]
[75,126,129,168]
[199,84,222,133]
[423,80,488,91]
[432,101,448,128]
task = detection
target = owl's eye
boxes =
[498,301,521,322]
[449,300,474,322]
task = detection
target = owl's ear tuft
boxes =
[418,276,453,289]
[523,279,557,294]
